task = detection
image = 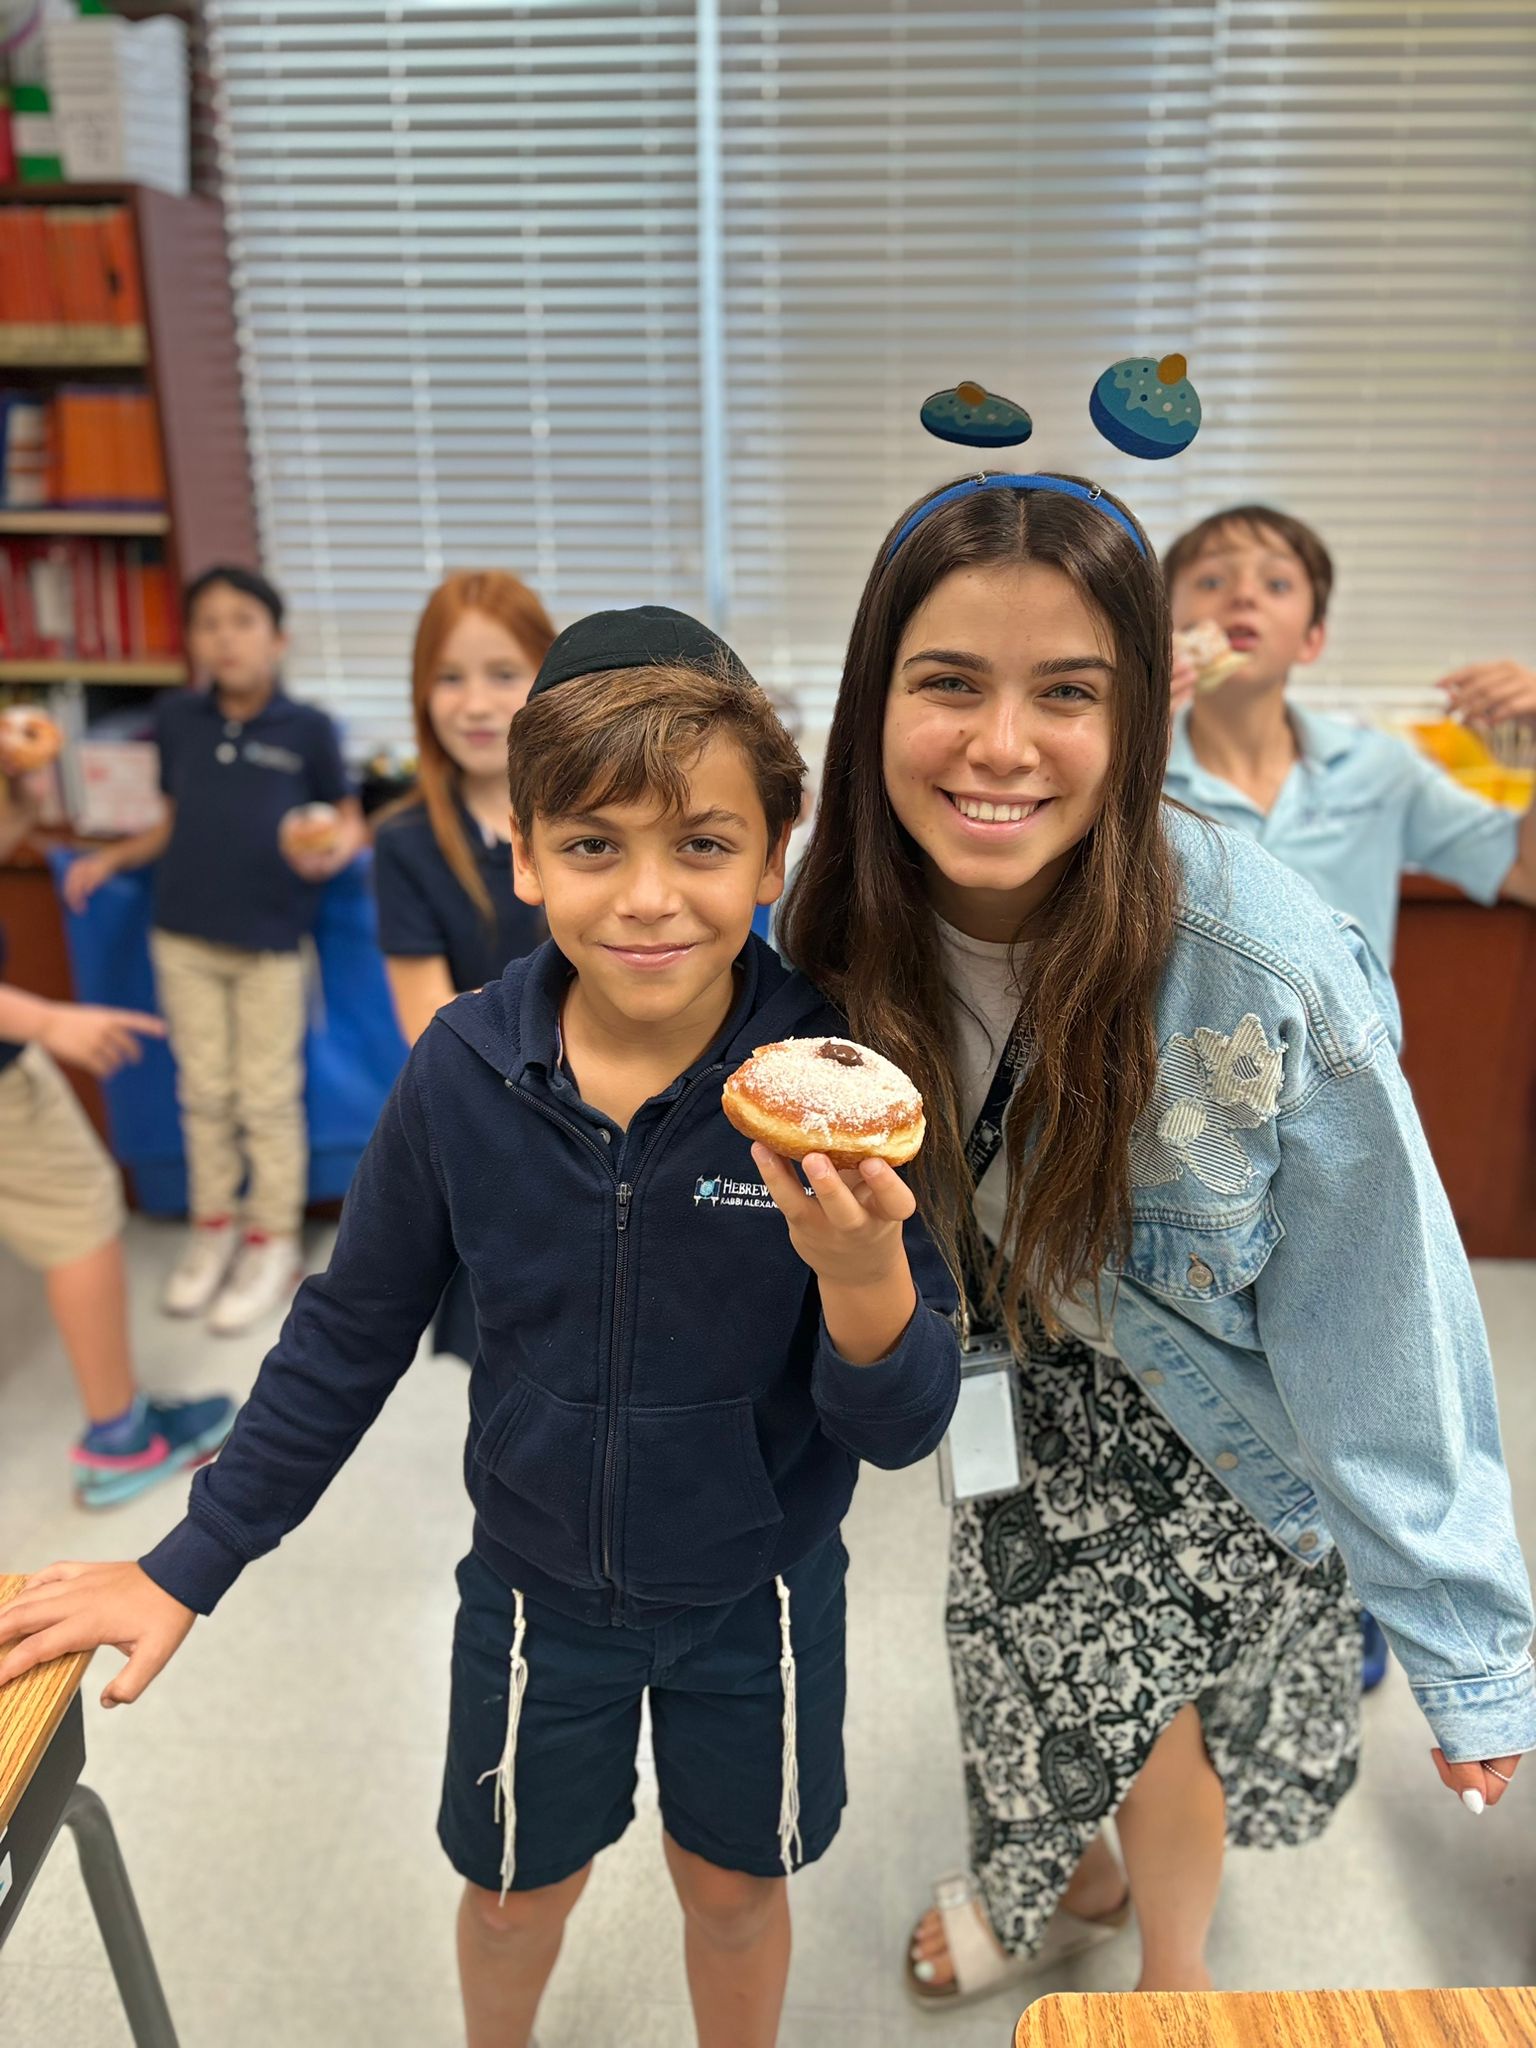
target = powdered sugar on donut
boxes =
[730,1037,921,1140]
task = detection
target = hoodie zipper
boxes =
[600,1180,632,1582]
[595,1064,727,1593]
[504,1063,726,1597]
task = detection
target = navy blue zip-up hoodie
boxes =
[140,937,960,1624]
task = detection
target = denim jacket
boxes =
[1069,805,1534,1763]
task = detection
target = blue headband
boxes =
[885,473,1148,562]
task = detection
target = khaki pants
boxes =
[0,1045,126,1269]
[150,929,308,1236]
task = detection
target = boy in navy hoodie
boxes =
[0,609,960,2048]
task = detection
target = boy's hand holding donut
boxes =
[725,1037,927,1362]
[750,1146,918,1364]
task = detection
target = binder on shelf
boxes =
[0,536,178,662]
[0,204,147,364]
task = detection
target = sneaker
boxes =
[207,1232,303,1337]
[162,1219,238,1317]
[73,1393,237,1510]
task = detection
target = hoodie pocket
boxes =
[470,1379,601,1575]
[621,1398,785,1602]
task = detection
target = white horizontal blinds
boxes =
[204,1,705,748]
[718,1,1536,743]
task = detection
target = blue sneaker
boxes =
[1361,1611,1390,1693]
[72,1393,237,1510]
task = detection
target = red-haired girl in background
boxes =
[373,570,558,1363]
[373,569,559,1046]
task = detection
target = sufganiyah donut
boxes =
[723,1037,925,1170]
[1176,620,1249,695]
[279,801,343,858]
[0,706,62,775]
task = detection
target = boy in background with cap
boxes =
[0,608,961,2048]
[65,566,365,1336]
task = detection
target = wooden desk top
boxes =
[1011,1982,1536,2048]
[0,1573,93,1828]
[1016,1988,1536,2048]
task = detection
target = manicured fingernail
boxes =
[1462,1788,1485,1816]
[913,1960,936,1983]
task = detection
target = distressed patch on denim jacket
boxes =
[1131,1013,1285,1196]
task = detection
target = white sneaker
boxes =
[162,1220,238,1317]
[207,1233,303,1336]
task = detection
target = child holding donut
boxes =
[64,566,366,1338]
[1162,504,1536,966]
[0,773,235,1504]
[0,608,960,2048]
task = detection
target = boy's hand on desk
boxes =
[63,851,118,913]
[0,1561,194,1708]
[1437,660,1536,727]
[751,1144,916,1291]
[38,1003,166,1079]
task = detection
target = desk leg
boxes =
[62,1784,180,2048]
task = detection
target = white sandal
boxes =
[904,1869,1132,2012]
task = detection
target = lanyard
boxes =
[963,1021,1029,1190]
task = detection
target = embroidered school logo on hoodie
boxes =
[693,1172,775,1211]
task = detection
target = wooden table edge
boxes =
[0,1571,94,1828]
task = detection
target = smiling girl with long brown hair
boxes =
[781,472,1532,2010]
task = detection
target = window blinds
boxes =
[206,1,707,745]
[207,1,1536,752]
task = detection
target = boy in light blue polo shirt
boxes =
[1163,505,1536,965]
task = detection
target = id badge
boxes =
[936,1331,1023,1506]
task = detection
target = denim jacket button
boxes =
[1298,1531,1320,1552]
[1141,1369,1165,1388]
[1188,1256,1215,1289]
[1215,1451,1239,1470]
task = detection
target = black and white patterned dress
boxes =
[948,1328,1361,1957]
[935,918,1362,1960]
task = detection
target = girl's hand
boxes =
[750,1143,915,1293]
[1429,1746,1521,1814]
[1437,661,1536,728]
[0,1561,195,1709]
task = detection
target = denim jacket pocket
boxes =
[1114,1195,1284,1346]
[470,1378,601,1574]
[621,1398,785,1603]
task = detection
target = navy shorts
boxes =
[438,1535,848,1892]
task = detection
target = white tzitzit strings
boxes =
[478,1587,529,1903]
[776,1574,802,1874]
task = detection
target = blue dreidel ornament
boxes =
[1090,352,1201,460]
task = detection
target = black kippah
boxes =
[528,605,752,702]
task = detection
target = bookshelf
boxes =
[1,180,257,1152]
[0,179,257,691]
